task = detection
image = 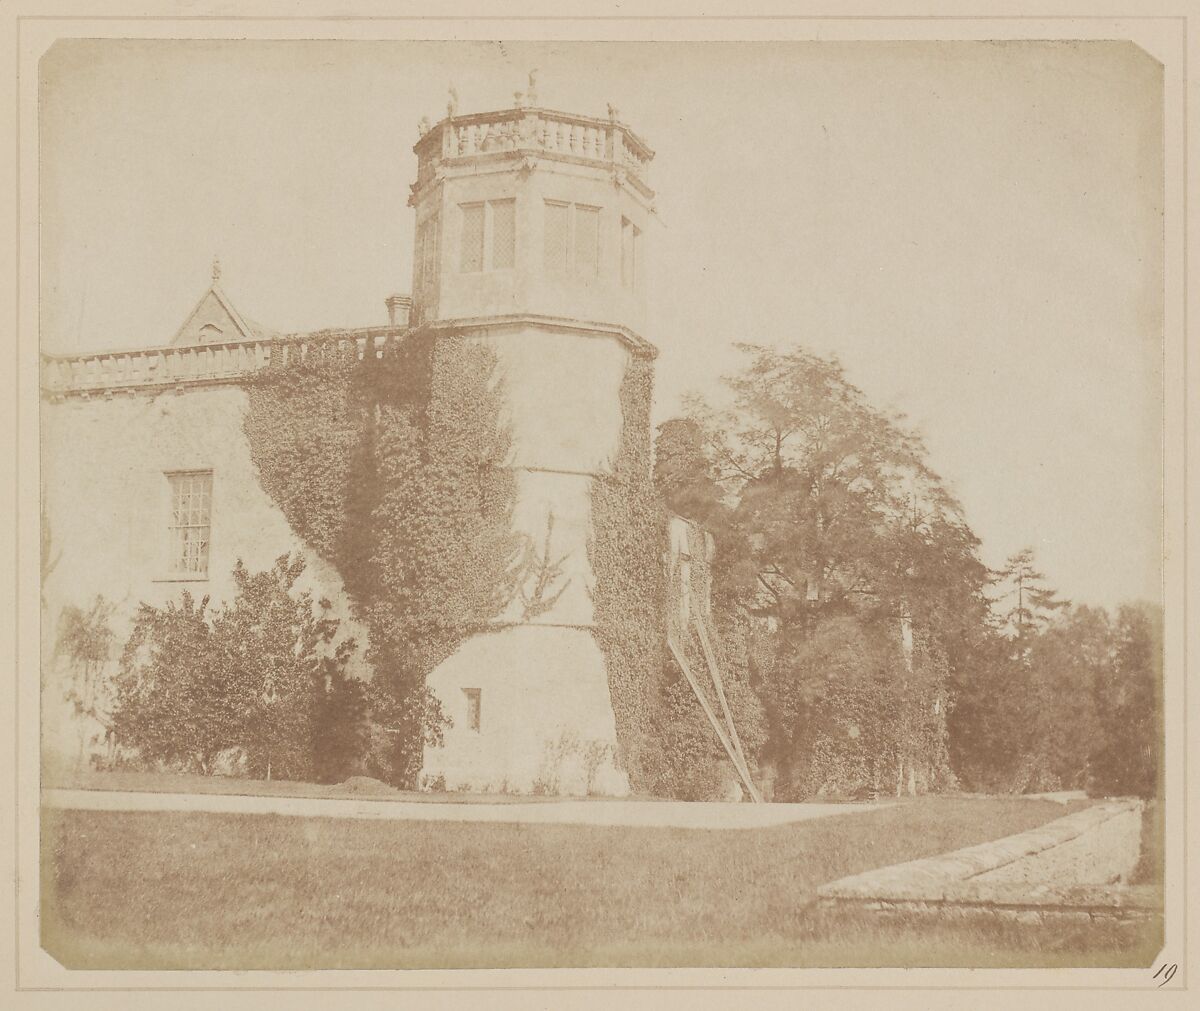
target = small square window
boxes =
[463,688,482,733]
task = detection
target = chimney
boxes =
[385,293,412,329]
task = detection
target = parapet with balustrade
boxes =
[412,107,655,204]
[39,327,408,400]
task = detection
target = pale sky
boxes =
[39,39,1164,611]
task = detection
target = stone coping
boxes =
[931,881,1161,911]
[817,799,1147,905]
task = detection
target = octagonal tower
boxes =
[409,89,658,795]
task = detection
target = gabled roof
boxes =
[171,263,271,346]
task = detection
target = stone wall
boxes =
[972,801,1143,886]
[40,384,369,773]
[816,799,1158,930]
[421,625,627,796]
[419,323,636,796]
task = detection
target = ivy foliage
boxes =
[244,332,525,786]
[762,615,953,798]
[588,355,670,792]
[588,355,767,799]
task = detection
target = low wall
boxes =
[972,802,1142,886]
[816,799,1158,929]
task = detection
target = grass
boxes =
[39,794,1159,970]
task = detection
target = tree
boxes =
[684,344,981,624]
[113,554,370,780]
[1091,602,1161,797]
[112,592,223,773]
[674,343,988,798]
[993,548,1069,650]
[949,596,1158,796]
[941,550,1075,793]
[55,596,116,771]
[653,417,724,526]
[946,629,1027,792]
[1028,605,1111,787]
[211,555,346,780]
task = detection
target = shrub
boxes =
[54,595,117,771]
[112,554,372,781]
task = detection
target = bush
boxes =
[112,554,374,781]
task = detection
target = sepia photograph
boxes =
[16,22,1183,988]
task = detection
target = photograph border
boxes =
[3,3,1192,1003]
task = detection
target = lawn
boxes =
[40,794,1160,970]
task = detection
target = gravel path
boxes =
[42,787,887,830]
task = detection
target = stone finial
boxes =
[447,85,459,119]
[514,90,525,108]
[418,115,431,136]
[211,257,221,284]
[607,102,620,122]
[527,69,539,106]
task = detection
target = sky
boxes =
[38,39,1164,611]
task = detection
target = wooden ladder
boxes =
[667,617,763,803]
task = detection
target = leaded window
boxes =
[544,200,601,279]
[490,199,515,269]
[460,199,515,273]
[417,213,439,289]
[574,205,599,279]
[168,471,212,577]
[544,201,570,275]
[460,203,485,272]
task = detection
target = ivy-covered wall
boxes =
[588,354,669,792]
[244,330,523,785]
[587,355,767,799]
[46,325,761,797]
[242,325,775,798]
[663,517,767,800]
[244,326,640,794]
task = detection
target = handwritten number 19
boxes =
[1152,963,1177,988]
